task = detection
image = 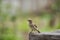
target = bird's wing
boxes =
[34,24,37,28]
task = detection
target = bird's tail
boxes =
[36,29,40,33]
[34,27,40,33]
[37,30,40,33]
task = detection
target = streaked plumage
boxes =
[28,19,40,33]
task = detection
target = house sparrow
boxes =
[28,19,40,33]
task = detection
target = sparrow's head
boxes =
[28,18,32,23]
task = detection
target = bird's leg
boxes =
[30,29,33,33]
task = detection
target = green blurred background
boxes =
[0,0,60,40]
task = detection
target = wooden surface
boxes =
[29,31,60,40]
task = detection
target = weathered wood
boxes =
[29,31,60,40]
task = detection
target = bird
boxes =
[28,19,40,33]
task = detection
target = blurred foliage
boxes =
[0,0,60,40]
[11,16,16,22]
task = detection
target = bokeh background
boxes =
[0,0,60,40]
